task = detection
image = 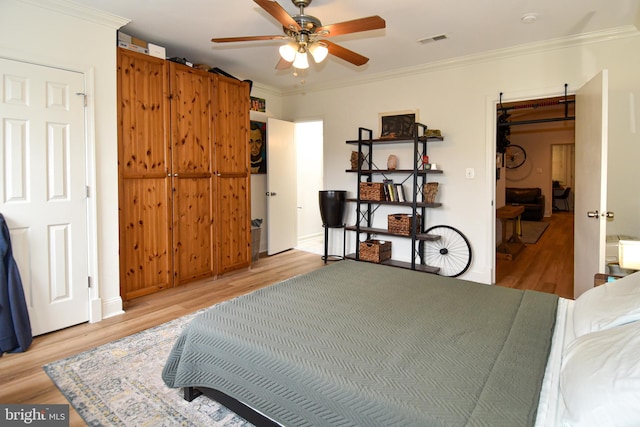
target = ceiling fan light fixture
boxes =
[212,0,386,70]
[279,42,297,62]
[293,51,309,69]
[308,42,328,63]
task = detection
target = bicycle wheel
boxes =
[505,144,526,169]
[423,225,472,277]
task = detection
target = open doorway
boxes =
[295,121,325,254]
[495,95,575,297]
[260,119,324,256]
[497,95,575,216]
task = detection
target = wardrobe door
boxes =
[213,75,251,273]
[117,48,172,300]
[170,62,215,284]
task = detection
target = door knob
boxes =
[587,210,599,218]
[603,211,614,219]
[265,192,277,196]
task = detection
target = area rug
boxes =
[520,220,550,244]
[43,309,251,427]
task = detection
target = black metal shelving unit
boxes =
[344,123,444,273]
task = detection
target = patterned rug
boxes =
[43,310,252,426]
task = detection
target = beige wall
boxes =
[507,125,575,217]
[0,0,127,319]
[281,30,640,283]
[3,0,638,306]
[0,0,287,312]
[606,85,640,238]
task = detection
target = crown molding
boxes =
[251,81,283,98]
[17,0,130,29]
[282,25,640,97]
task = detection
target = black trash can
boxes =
[319,190,346,227]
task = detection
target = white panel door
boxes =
[267,118,297,255]
[574,70,608,297]
[0,58,89,335]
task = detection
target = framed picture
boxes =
[379,110,419,139]
[250,121,267,174]
[250,96,266,112]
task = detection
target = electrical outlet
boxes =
[466,168,475,179]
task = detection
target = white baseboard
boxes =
[89,297,102,323]
[298,232,323,244]
[101,296,125,320]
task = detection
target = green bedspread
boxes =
[163,260,558,426]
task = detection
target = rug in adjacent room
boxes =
[520,220,550,244]
[43,310,251,427]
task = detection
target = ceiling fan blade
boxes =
[275,57,292,70]
[254,0,302,32]
[324,40,369,66]
[317,16,385,37]
[212,35,285,43]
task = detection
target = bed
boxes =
[162,260,640,426]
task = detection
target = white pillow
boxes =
[561,320,640,427]
[573,272,640,338]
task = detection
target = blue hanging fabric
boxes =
[0,213,32,354]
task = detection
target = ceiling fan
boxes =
[211,0,386,70]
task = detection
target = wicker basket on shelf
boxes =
[423,182,439,204]
[388,213,422,236]
[359,182,385,201]
[359,239,391,263]
[350,151,363,170]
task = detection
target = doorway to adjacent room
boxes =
[495,94,576,297]
[295,120,325,255]
[263,118,325,256]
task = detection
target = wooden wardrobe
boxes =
[117,48,251,300]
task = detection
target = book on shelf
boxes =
[395,184,406,202]
[383,179,397,201]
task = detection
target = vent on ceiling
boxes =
[417,34,447,44]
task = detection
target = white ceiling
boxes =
[69,0,639,91]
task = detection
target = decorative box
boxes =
[350,151,363,169]
[117,40,149,55]
[148,43,166,59]
[117,31,132,44]
[359,239,391,263]
[131,36,148,49]
[359,182,384,201]
[423,182,439,204]
[388,213,421,236]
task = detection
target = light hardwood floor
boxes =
[0,249,327,426]
[496,211,574,299]
[1,218,573,426]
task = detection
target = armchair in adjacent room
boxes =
[505,187,545,221]
[553,187,571,211]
